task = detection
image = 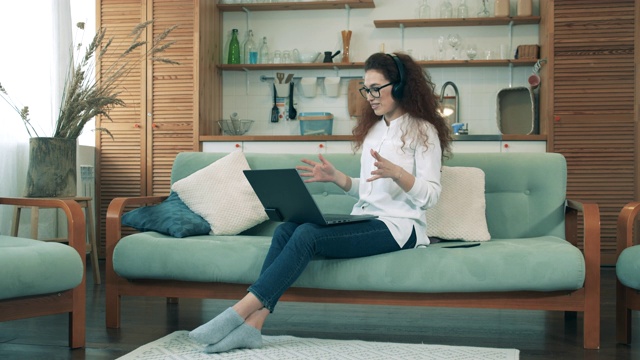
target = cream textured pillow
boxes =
[171,151,268,235]
[426,166,490,241]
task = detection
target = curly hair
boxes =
[352,52,452,158]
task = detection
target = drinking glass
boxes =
[466,44,477,60]
[437,36,445,60]
[447,33,461,59]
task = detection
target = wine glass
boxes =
[437,36,445,60]
[466,44,477,60]
[447,33,461,60]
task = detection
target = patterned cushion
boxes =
[426,166,490,241]
[121,192,211,238]
[171,150,268,235]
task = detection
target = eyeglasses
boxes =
[358,82,393,99]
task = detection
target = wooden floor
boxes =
[0,260,638,360]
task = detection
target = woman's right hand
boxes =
[297,153,337,183]
[298,154,352,191]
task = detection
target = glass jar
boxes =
[439,0,453,18]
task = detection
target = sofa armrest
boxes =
[565,199,600,263]
[105,196,167,250]
[616,201,640,257]
[0,197,86,259]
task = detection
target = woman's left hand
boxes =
[367,149,404,182]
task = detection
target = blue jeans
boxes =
[248,220,416,312]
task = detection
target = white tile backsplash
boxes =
[220,0,540,136]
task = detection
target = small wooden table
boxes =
[10,196,101,285]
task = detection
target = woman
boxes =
[189,52,452,353]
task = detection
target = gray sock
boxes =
[204,323,263,353]
[189,307,244,344]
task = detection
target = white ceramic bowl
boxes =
[298,51,320,63]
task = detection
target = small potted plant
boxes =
[0,21,178,197]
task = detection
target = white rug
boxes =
[118,330,519,360]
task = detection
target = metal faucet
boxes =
[439,81,460,125]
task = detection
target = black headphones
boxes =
[387,53,406,100]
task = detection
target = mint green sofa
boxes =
[106,152,601,349]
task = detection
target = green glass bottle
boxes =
[228,29,240,64]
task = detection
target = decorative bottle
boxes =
[457,0,468,18]
[417,0,431,19]
[439,0,453,18]
[517,0,532,16]
[227,29,240,64]
[243,30,258,64]
[259,36,269,64]
[494,0,510,17]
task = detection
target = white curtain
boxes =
[0,0,72,234]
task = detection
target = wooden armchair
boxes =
[0,197,86,348]
[616,201,640,344]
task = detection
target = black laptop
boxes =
[243,168,377,226]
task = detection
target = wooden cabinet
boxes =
[540,0,638,264]
[95,0,219,256]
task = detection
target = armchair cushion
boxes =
[0,236,83,300]
[616,244,640,290]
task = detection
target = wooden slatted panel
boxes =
[550,0,636,264]
[96,0,145,257]
[148,0,198,196]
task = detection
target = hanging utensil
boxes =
[276,72,285,84]
[284,73,294,84]
[288,81,297,120]
[271,84,279,123]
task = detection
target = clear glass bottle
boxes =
[439,0,453,18]
[227,29,240,64]
[417,0,431,19]
[457,0,468,18]
[243,29,258,64]
[258,36,269,64]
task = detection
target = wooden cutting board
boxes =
[347,78,367,119]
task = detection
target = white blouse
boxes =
[347,114,442,247]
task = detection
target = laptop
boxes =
[243,168,378,226]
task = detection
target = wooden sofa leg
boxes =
[583,305,600,349]
[69,279,86,348]
[106,286,121,329]
[616,283,631,344]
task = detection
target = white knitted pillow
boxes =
[171,151,268,235]
[426,166,490,241]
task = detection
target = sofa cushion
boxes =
[426,166,490,241]
[113,233,585,293]
[121,192,211,238]
[171,151,268,235]
[0,236,84,300]
[616,244,640,290]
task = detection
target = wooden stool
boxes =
[11,196,101,285]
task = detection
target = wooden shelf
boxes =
[218,0,374,12]
[374,16,541,28]
[218,59,537,71]
[200,135,354,142]
[200,134,547,142]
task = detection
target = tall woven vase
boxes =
[24,137,77,197]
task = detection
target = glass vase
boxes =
[341,30,352,63]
